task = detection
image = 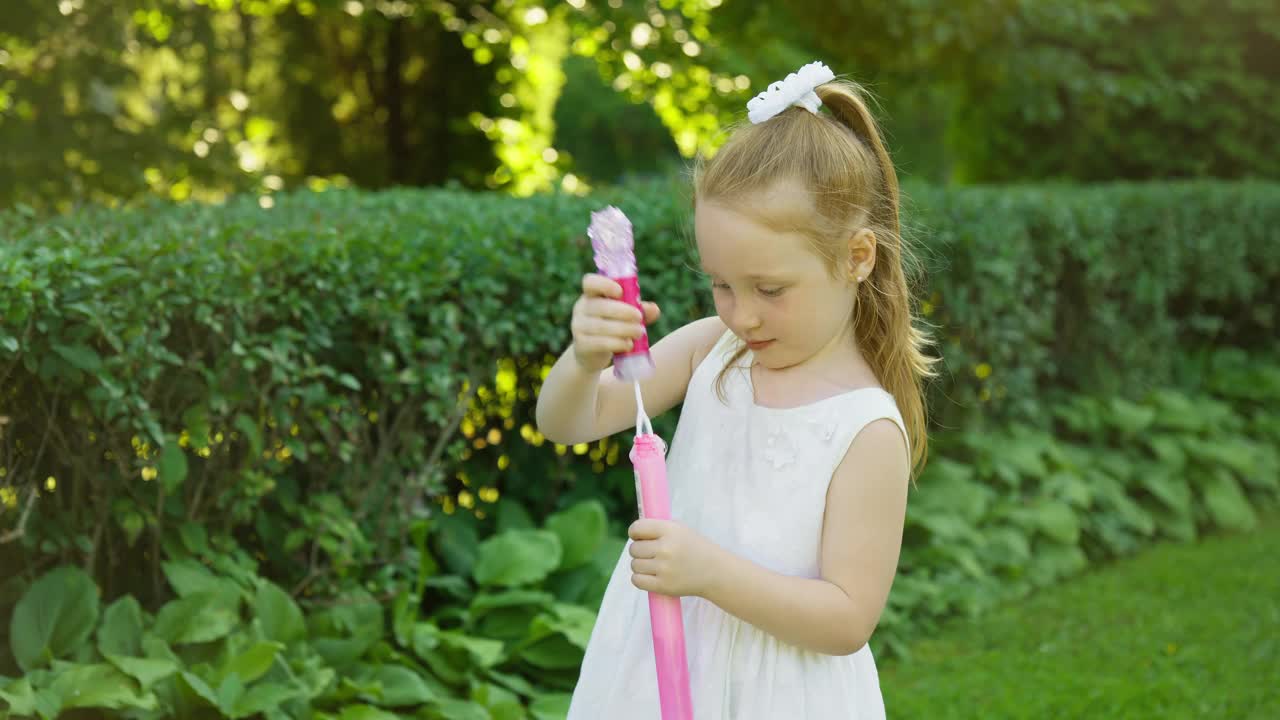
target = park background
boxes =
[1,0,1279,718]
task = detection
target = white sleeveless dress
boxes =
[566,329,906,720]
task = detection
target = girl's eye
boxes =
[758,287,785,298]
[712,281,732,292]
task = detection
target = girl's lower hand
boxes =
[628,519,722,598]
[570,273,660,372]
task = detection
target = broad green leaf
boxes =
[544,501,606,570]
[105,654,178,689]
[309,593,383,670]
[220,641,283,684]
[256,581,306,644]
[914,459,989,522]
[1026,542,1088,587]
[1045,471,1092,508]
[338,704,402,720]
[162,559,240,601]
[182,405,213,450]
[314,637,374,671]
[1151,504,1198,542]
[518,635,583,670]
[233,413,263,458]
[422,698,492,720]
[49,663,157,711]
[179,522,211,555]
[474,530,562,587]
[52,342,102,371]
[980,525,1032,568]
[1138,471,1193,514]
[485,668,538,698]
[530,693,572,720]
[10,566,100,671]
[534,604,596,650]
[356,663,436,707]
[97,596,144,657]
[434,513,481,577]
[495,499,536,532]
[470,590,556,615]
[1146,435,1187,471]
[179,670,220,707]
[412,623,505,669]
[476,606,542,642]
[471,682,523,720]
[232,682,303,718]
[216,673,246,716]
[141,632,179,663]
[914,511,981,542]
[1107,397,1156,433]
[154,591,241,645]
[592,537,626,575]
[0,677,36,717]
[1035,501,1080,545]
[1201,472,1257,531]
[159,440,189,492]
[325,593,386,636]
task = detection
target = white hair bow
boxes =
[746,61,836,125]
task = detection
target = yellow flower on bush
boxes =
[975,362,993,380]
[141,466,158,481]
[0,486,17,508]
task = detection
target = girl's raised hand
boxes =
[571,273,661,372]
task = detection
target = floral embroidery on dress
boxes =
[804,407,840,443]
[761,416,799,469]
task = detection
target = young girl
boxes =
[536,62,934,719]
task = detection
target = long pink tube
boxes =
[630,433,694,720]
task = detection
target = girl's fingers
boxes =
[630,558,658,575]
[641,301,661,324]
[576,316,644,340]
[582,273,622,299]
[586,297,644,323]
[628,540,656,559]
[631,572,658,593]
[573,333,632,356]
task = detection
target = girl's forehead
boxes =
[695,199,817,276]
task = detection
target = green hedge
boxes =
[1,179,1276,555]
[1,180,1279,717]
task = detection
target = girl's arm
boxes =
[535,316,726,446]
[705,419,909,655]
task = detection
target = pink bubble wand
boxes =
[590,207,694,720]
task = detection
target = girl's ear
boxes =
[846,228,877,281]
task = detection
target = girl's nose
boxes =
[731,301,761,332]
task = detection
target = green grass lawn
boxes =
[878,515,1280,719]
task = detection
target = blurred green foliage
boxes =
[786,0,1280,182]
[5,0,1275,214]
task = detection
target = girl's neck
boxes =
[751,328,880,405]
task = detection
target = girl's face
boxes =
[695,193,860,371]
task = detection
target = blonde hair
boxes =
[694,78,936,475]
